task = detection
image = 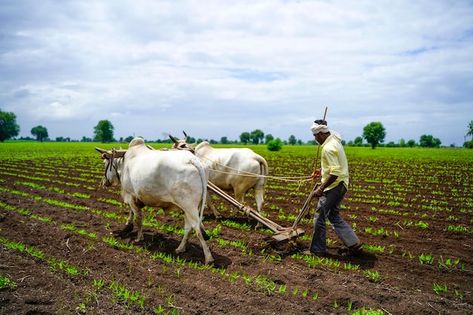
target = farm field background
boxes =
[0,142,472,314]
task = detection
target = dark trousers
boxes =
[310,182,359,253]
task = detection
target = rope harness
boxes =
[197,154,312,183]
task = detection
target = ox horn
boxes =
[183,131,188,139]
[95,147,108,154]
[169,134,179,144]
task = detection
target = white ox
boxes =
[170,133,268,218]
[96,137,214,264]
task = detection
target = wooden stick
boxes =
[285,107,329,231]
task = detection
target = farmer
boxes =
[307,119,362,256]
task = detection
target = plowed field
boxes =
[1,143,472,314]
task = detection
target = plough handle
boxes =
[290,183,320,230]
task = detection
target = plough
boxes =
[207,181,313,242]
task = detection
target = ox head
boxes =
[95,147,126,187]
[169,131,195,153]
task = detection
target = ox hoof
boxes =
[114,224,134,237]
[122,224,134,233]
[132,238,144,245]
[175,247,186,254]
[205,258,215,265]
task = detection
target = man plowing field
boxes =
[306,119,362,257]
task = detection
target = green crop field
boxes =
[0,141,472,314]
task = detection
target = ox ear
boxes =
[169,134,179,144]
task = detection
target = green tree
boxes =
[267,138,283,151]
[363,122,386,149]
[220,136,228,144]
[467,120,473,140]
[264,134,274,144]
[407,139,416,148]
[94,120,115,143]
[288,135,297,145]
[354,136,363,146]
[250,129,264,144]
[419,134,441,148]
[0,109,20,142]
[31,125,48,142]
[239,132,250,144]
[399,138,406,147]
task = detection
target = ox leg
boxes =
[121,209,134,234]
[129,203,144,242]
[255,187,264,213]
[176,218,191,254]
[186,211,214,264]
[194,225,214,264]
[234,190,245,206]
[206,194,221,219]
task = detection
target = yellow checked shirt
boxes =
[320,133,349,191]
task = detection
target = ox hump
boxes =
[129,137,145,148]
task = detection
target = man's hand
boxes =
[314,185,324,197]
[311,168,321,182]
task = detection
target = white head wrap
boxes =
[310,122,329,135]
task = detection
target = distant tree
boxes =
[0,109,20,142]
[347,140,354,146]
[267,138,283,151]
[250,129,264,144]
[18,136,34,141]
[399,138,406,147]
[288,135,297,145]
[220,136,228,144]
[464,140,473,149]
[467,120,473,140]
[81,136,92,142]
[239,132,250,144]
[31,125,48,142]
[407,139,416,147]
[94,120,114,143]
[386,141,396,147]
[297,139,303,145]
[265,134,274,144]
[354,136,363,146]
[363,122,386,149]
[419,134,441,148]
[307,140,316,145]
[124,136,134,143]
[209,139,218,144]
[55,136,70,142]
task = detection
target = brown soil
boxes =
[0,156,472,315]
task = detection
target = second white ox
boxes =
[96,137,214,264]
[170,133,268,217]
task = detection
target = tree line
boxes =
[1,109,472,149]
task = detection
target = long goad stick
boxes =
[273,107,328,240]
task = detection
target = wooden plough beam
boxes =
[207,181,305,241]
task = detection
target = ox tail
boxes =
[254,154,268,187]
[190,157,208,224]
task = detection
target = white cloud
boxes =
[0,0,472,145]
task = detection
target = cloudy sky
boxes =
[1,0,472,145]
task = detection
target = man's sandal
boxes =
[339,243,363,257]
